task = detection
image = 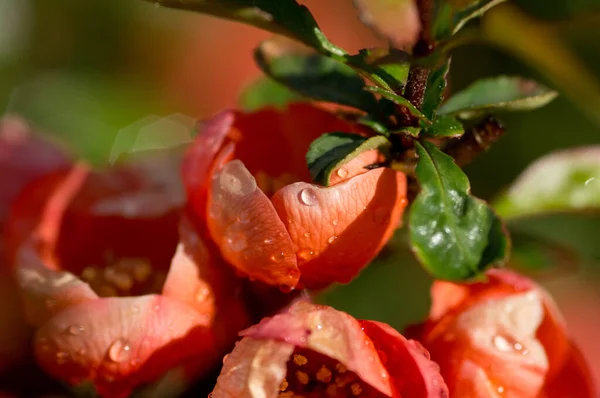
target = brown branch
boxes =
[444,117,505,167]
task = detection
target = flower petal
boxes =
[34,295,215,398]
[15,243,97,327]
[207,159,299,288]
[540,342,596,398]
[271,168,407,288]
[0,115,69,225]
[182,111,235,224]
[163,218,250,349]
[361,320,449,397]
[211,337,295,398]
[242,302,392,396]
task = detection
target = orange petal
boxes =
[15,243,97,327]
[162,218,250,349]
[540,342,596,398]
[206,160,299,288]
[361,320,449,397]
[211,337,295,398]
[271,168,407,289]
[328,148,384,185]
[182,111,235,224]
[34,295,215,398]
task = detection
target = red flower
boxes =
[0,115,70,373]
[211,301,448,397]
[182,104,408,290]
[411,269,595,397]
[5,154,249,397]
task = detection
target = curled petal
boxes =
[271,168,407,288]
[361,320,449,397]
[182,111,234,224]
[540,342,595,398]
[34,295,215,398]
[0,115,69,225]
[212,338,295,398]
[15,244,97,327]
[242,302,392,396]
[207,160,299,288]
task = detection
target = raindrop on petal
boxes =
[108,339,131,363]
[327,235,338,244]
[336,167,349,179]
[270,252,285,262]
[297,248,315,261]
[66,325,84,335]
[298,188,318,206]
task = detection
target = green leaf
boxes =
[149,0,345,56]
[409,140,509,280]
[238,77,302,111]
[306,133,390,186]
[345,48,410,91]
[431,0,507,42]
[482,3,600,127]
[493,146,600,219]
[421,59,451,120]
[439,76,558,119]
[366,86,427,120]
[422,115,464,137]
[353,0,420,49]
[393,126,422,137]
[256,38,381,114]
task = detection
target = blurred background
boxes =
[1,0,599,390]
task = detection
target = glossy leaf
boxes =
[482,3,600,127]
[345,48,410,91]
[149,0,346,56]
[238,77,302,111]
[431,0,507,42]
[439,76,558,119]
[306,133,390,186]
[409,140,509,280]
[353,0,420,49]
[256,39,380,114]
[367,86,427,120]
[421,59,451,120]
[422,115,464,137]
[493,146,600,219]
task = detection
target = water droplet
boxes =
[336,167,349,179]
[332,220,339,226]
[195,287,210,302]
[226,233,247,252]
[238,210,250,224]
[492,335,513,352]
[327,235,338,244]
[56,351,69,364]
[279,284,295,293]
[297,248,315,261]
[303,232,311,238]
[222,354,230,364]
[497,386,505,394]
[585,177,596,186]
[131,305,140,313]
[298,188,318,206]
[66,325,84,335]
[108,339,131,363]
[209,203,222,219]
[263,237,274,244]
[316,324,323,330]
[373,207,390,224]
[270,252,285,262]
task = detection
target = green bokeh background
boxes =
[1,0,599,385]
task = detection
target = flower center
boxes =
[80,257,166,297]
[278,348,383,397]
